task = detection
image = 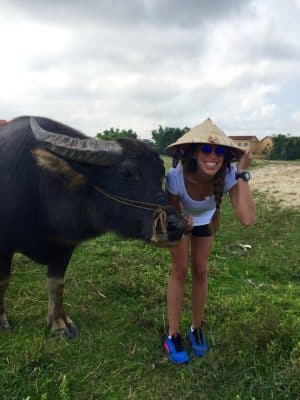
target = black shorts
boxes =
[185,224,213,237]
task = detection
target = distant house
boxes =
[229,135,259,154]
[229,135,273,157]
[0,119,8,126]
[259,136,273,154]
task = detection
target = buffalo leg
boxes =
[0,251,13,330]
[47,247,78,339]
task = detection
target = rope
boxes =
[151,207,168,242]
[93,184,170,242]
[94,185,171,212]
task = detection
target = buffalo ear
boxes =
[32,148,87,187]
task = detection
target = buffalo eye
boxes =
[121,169,141,182]
[120,162,141,183]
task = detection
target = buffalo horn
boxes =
[30,117,122,166]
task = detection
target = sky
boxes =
[1,0,300,140]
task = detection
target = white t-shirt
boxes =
[165,164,238,226]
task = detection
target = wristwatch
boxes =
[235,170,251,182]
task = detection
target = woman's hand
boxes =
[182,214,193,231]
[237,149,252,171]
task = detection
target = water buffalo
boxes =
[0,116,184,338]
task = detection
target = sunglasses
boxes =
[199,144,227,156]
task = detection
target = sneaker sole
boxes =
[163,343,189,365]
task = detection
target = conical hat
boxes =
[166,118,243,161]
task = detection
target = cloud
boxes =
[291,111,300,135]
[2,0,248,27]
[0,0,299,138]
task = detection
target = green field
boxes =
[0,161,299,400]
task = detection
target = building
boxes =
[229,135,273,158]
[259,136,273,155]
[0,119,8,126]
[229,135,259,154]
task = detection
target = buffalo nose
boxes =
[167,213,185,239]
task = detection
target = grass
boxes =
[0,162,299,400]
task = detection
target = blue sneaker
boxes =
[164,333,189,364]
[187,327,208,357]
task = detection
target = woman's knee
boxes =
[170,263,188,282]
[192,264,208,281]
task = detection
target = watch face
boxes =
[236,171,250,181]
[244,172,250,180]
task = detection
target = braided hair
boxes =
[178,144,232,234]
[209,152,231,234]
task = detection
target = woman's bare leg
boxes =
[191,236,214,328]
[167,235,190,335]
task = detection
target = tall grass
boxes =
[0,162,299,400]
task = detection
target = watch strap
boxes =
[235,170,250,181]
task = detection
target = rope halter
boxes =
[93,185,171,243]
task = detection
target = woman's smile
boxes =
[197,155,224,175]
[205,161,218,168]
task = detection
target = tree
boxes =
[286,136,300,160]
[268,134,300,160]
[151,126,190,154]
[268,134,286,159]
[96,128,137,141]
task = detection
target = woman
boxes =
[163,118,255,364]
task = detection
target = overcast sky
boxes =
[1,0,300,139]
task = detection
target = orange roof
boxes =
[229,135,259,141]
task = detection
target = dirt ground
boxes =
[250,162,300,208]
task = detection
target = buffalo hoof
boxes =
[0,313,10,330]
[48,316,79,339]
